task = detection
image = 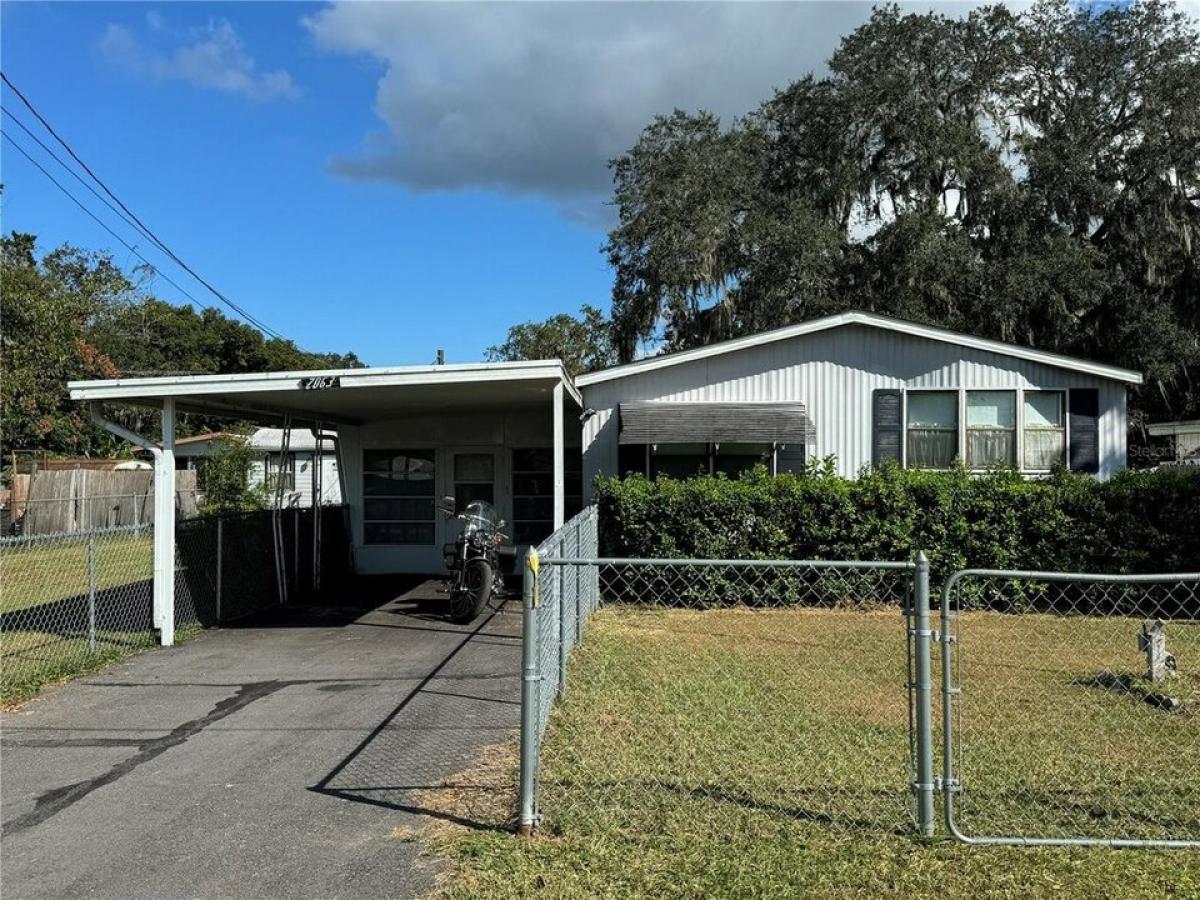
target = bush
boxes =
[595,462,1200,579]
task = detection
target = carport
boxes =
[68,360,583,646]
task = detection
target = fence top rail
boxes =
[0,522,153,546]
[944,568,1200,588]
[536,555,917,571]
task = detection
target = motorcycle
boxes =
[440,497,508,623]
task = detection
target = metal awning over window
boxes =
[618,401,811,445]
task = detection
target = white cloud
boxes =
[99,18,298,102]
[302,1,893,215]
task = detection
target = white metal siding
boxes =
[342,410,581,575]
[582,324,1129,495]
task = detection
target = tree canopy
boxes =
[1,232,362,460]
[605,0,1200,427]
[485,304,616,376]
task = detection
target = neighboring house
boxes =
[170,432,231,470]
[151,429,343,506]
[246,428,343,507]
[69,310,1142,575]
[1146,419,1200,466]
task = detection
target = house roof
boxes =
[575,310,1144,387]
[69,360,582,425]
[1147,419,1200,436]
[174,432,229,446]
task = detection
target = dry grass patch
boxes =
[432,605,1200,898]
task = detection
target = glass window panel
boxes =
[967,430,1015,468]
[454,454,494,481]
[363,450,435,477]
[617,444,647,478]
[650,443,709,479]
[1024,391,1063,428]
[512,448,553,472]
[514,522,553,545]
[967,391,1015,428]
[1024,430,1065,470]
[364,522,435,545]
[455,483,495,510]
[513,474,550,496]
[714,443,773,478]
[907,392,957,428]
[514,497,553,520]
[907,430,957,469]
[364,498,434,521]
[363,473,437,497]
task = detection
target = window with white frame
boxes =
[966,391,1016,469]
[362,449,436,544]
[264,453,295,493]
[1023,391,1066,470]
[906,392,958,469]
[633,443,777,479]
[511,448,583,545]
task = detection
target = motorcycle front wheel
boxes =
[449,558,493,623]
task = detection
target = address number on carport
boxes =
[299,376,340,390]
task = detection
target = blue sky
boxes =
[1,2,912,365]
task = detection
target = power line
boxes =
[2,105,159,250]
[3,131,233,321]
[1,70,285,339]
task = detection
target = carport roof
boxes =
[68,360,581,426]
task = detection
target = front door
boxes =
[440,448,503,549]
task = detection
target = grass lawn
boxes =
[1,530,159,704]
[0,530,153,613]
[433,606,1199,898]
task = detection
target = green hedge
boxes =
[595,463,1200,578]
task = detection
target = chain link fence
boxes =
[0,525,155,702]
[941,570,1200,847]
[518,511,921,838]
[0,506,352,703]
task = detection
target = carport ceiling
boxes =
[69,361,581,426]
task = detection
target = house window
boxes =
[453,453,495,510]
[967,391,1016,468]
[264,454,295,493]
[511,449,583,545]
[906,392,958,469]
[1023,391,1066,470]
[649,443,710,479]
[630,443,777,480]
[713,443,774,477]
[363,449,436,544]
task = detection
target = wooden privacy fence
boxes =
[16,469,199,535]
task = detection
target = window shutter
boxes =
[872,389,904,467]
[1068,388,1100,474]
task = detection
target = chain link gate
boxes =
[518,510,926,838]
[940,569,1200,848]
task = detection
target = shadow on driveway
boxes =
[0,576,523,900]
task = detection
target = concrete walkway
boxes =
[0,580,522,900]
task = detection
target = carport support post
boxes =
[552,381,565,531]
[913,551,935,837]
[518,548,540,836]
[153,398,176,647]
[215,516,224,624]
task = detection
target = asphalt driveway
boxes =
[0,579,522,900]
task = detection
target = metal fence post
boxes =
[913,551,935,837]
[518,548,541,836]
[573,516,582,642]
[557,542,568,697]
[215,516,224,624]
[86,531,97,653]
